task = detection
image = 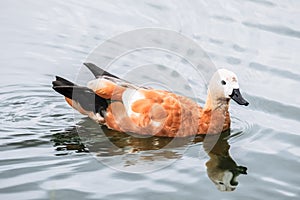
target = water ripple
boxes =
[211,15,235,23]
[241,0,276,7]
[243,21,300,39]
[245,94,300,123]
[249,62,300,82]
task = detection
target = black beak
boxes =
[236,166,248,175]
[229,166,247,186]
[229,89,249,106]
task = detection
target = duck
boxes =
[52,63,249,137]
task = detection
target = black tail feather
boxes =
[83,63,120,79]
[52,76,77,87]
[52,77,108,117]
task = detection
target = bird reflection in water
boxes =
[52,118,247,191]
[203,131,247,191]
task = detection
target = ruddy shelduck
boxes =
[52,63,249,137]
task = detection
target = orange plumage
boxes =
[52,63,248,137]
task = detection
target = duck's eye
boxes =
[221,80,226,85]
[218,181,224,185]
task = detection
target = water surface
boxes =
[1,0,300,199]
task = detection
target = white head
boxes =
[207,167,247,192]
[208,69,249,106]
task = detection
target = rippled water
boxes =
[1,0,300,199]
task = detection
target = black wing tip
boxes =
[83,62,105,78]
[52,85,73,99]
[83,62,97,67]
[52,76,76,87]
[83,62,120,79]
[52,85,108,117]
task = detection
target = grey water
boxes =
[1,0,300,199]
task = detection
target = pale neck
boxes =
[203,90,230,111]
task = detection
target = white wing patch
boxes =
[122,88,144,117]
[87,78,108,91]
[151,121,162,127]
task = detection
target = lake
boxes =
[1,0,299,199]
